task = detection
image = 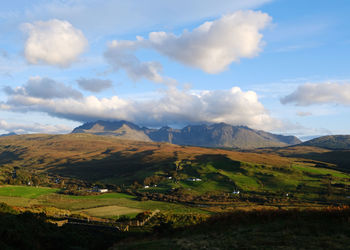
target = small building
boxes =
[92,187,108,193]
[233,190,240,195]
[187,178,202,182]
[144,185,150,189]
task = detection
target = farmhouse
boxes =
[97,188,108,193]
[92,187,108,193]
[187,178,202,182]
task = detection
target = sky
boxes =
[0,0,349,140]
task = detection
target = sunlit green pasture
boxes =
[0,185,58,198]
[0,185,208,218]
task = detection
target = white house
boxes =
[92,187,108,193]
[187,178,202,182]
[97,188,108,193]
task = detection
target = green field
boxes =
[0,185,58,198]
[0,185,208,218]
[68,192,135,199]
[161,160,350,197]
[77,205,143,218]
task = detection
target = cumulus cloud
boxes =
[3,76,83,99]
[0,119,72,134]
[281,82,350,106]
[105,10,271,77]
[21,19,88,67]
[147,10,271,73]
[1,84,279,130]
[77,78,113,92]
[104,41,164,82]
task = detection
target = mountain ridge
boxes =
[72,120,301,149]
[301,135,350,150]
[0,132,17,137]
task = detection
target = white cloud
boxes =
[4,76,83,99]
[1,85,280,131]
[104,40,164,82]
[77,78,112,92]
[147,10,271,73]
[105,11,271,76]
[281,82,350,106]
[21,19,88,67]
[0,119,71,134]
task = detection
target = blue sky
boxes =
[0,0,349,139]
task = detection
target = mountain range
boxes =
[72,120,301,149]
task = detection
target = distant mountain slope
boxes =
[147,123,301,149]
[302,135,350,150]
[0,132,17,137]
[72,120,152,142]
[72,120,301,149]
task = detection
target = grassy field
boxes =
[0,185,209,218]
[0,185,58,198]
[76,205,143,218]
[158,159,350,198]
[67,192,135,199]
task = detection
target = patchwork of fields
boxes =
[0,134,350,219]
[0,185,208,218]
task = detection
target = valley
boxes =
[0,133,349,209]
[1,132,350,249]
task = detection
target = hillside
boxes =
[0,132,17,137]
[72,120,152,142]
[302,135,350,150]
[255,145,350,172]
[0,134,349,203]
[113,208,350,250]
[72,120,301,149]
[0,133,294,184]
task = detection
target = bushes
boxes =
[0,202,17,214]
[0,206,122,250]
